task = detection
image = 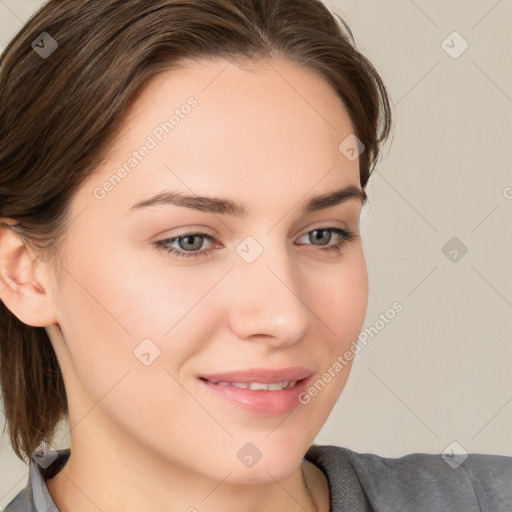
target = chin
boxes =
[216,440,308,485]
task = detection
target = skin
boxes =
[0,56,368,512]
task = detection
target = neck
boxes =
[46,432,327,512]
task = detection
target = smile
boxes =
[205,380,298,391]
[198,374,312,416]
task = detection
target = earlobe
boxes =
[0,219,59,327]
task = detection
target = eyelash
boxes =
[154,227,358,260]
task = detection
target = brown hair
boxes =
[0,0,392,463]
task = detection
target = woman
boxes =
[0,1,510,511]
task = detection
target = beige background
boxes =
[1,0,511,507]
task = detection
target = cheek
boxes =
[296,255,367,418]
[55,250,222,449]
[56,247,223,392]
[312,248,368,349]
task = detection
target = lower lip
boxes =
[198,376,312,416]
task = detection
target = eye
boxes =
[154,227,358,260]
[295,227,357,254]
[154,231,217,259]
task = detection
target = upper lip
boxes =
[200,367,313,384]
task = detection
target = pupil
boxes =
[311,229,330,246]
[180,235,202,251]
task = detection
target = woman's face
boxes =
[46,57,368,483]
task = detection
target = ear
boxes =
[0,219,59,327]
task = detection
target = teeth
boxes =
[231,382,250,389]
[266,382,285,391]
[211,380,298,390]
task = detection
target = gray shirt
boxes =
[3,445,512,511]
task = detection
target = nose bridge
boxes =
[227,240,313,344]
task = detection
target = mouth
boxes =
[197,368,313,416]
[199,379,301,391]
[199,366,313,385]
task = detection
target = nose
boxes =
[227,247,314,347]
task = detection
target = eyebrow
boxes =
[127,184,367,217]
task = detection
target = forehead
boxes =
[76,57,360,221]
[109,56,354,155]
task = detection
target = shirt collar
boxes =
[28,449,70,512]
